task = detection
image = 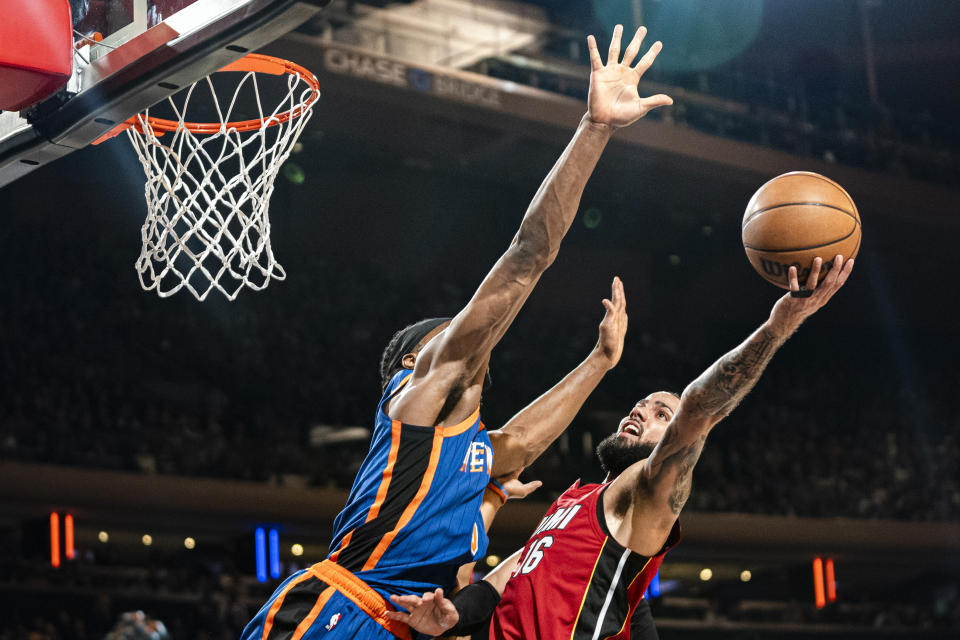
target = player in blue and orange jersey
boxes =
[240,23,671,640]
[389,255,855,639]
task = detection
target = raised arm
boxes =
[609,256,855,553]
[390,26,671,428]
[489,277,628,476]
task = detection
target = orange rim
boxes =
[92,53,319,144]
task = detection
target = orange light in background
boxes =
[825,557,836,603]
[49,513,60,568]
[812,557,825,609]
[64,514,75,560]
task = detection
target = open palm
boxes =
[587,25,672,128]
[386,589,458,636]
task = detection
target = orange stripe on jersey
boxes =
[261,571,313,640]
[368,420,403,521]
[361,425,444,571]
[441,406,480,437]
[569,538,608,640]
[330,419,403,562]
[291,585,336,640]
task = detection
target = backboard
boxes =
[0,0,330,189]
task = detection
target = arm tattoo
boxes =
[634,324,786,516]
[641,427,707,515]
[688,325,785,418]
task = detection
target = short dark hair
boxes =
[379,317,452,390]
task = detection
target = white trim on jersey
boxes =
[590,548,632,640]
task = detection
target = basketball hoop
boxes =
[95,53,319,301]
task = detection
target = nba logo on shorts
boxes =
[325,613,341,630]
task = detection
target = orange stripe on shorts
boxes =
[261,572,313,640]
[292,585,337,640]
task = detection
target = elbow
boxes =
[519,439,541,469]
[510,435,540,470]
[495,429,540,472]
[679,383,726,421]
[511,237,553,275]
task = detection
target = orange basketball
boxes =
[742,171,861,289]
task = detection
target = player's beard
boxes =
[596,433,657,478]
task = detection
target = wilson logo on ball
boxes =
[760,259,836,281]
[742,171,861,289]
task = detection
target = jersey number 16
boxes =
[513,536,554,576]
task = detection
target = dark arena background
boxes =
[2,1,959,638]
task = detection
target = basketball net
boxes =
[100,54,319,301]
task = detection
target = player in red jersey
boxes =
[243,20,671,640]
[388,253,855,639]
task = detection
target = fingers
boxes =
[640,94,674,110]
[634,40,663,75]
[788,265,800,292]
[838,257,855,284]
[602,298,614,313]
[621,26,647,66]
[384,611,410,623]
[587,35,603,71]
[389,594,424,610]
[608,24,623,65]
[821,255,854,290]
[521,480,543,494]
[804,257,823,290]
[612,276,625,306]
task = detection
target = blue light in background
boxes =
[650,570,661,598]
[269,529,281,579]
[255,527,267,583]
[593,0,763,73]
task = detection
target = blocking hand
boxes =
[587,25,673,128]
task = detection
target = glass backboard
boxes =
[0,0,331,188]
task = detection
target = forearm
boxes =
[514,115,612,263]
[684,319,791,420]
[479,481,507,531]
[491,351,610,475]
[482,549,522,595]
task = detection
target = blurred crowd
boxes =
[1,254,957,522]
[469,51,959,188]
[1,552,957,640]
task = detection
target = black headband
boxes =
[384,317,452,378]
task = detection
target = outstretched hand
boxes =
[497,467,542,501]
[587,25,673,128]
[769,255,855,335]
[386,588,459,636]
[595,276,628,369]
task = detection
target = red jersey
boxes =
[490,481,680,640]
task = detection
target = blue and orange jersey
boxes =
[327,369,492,600]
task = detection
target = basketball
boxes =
[742,171,861,289]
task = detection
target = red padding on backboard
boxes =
[0,0,74,110]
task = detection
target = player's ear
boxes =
[401,353,416,369]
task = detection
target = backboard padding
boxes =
[0,0,330,189]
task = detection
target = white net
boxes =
[125,58,317,301]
